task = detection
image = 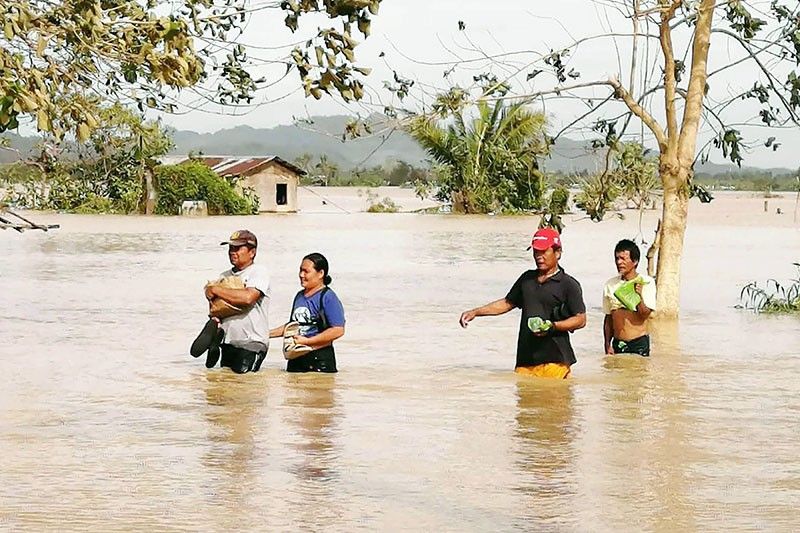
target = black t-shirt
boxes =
[505,269,586,368]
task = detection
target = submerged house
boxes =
[179,156,306,213]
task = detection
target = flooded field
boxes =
[1,191,799,531]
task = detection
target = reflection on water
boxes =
[284,375,339,483]
[513,380,577,528]
[1,210,799,531]
[282,375,344,529]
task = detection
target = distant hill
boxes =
[2,113,795,176]
[169,114,430,170]
[0,133,41,164]
[166,114,610,172]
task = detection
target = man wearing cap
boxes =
[190,230,271,374]
[459,228,586,378]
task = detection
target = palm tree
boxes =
[313,154,338,186]
[407,99,549,214]
[293,153,314,174]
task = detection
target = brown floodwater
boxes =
[1,196,799,531]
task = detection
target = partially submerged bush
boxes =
[738,263,800,313]
[367,197,400,213]
[155,162,258,215]
[362,189,399,213]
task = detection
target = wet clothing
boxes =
[514,363,571,379]
[287,287,345,373]
[612,335,650,357]
[602,273,657,314]
[505,269,586,369]
[290,287,346,337]
[220,343,266,374]
[218,263,271,353]
[286,345,338,373]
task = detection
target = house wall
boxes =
[238,162,299,213]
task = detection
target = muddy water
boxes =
[1,199,799,531]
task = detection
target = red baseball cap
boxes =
[527,227,562,251]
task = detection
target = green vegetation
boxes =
[407,96,549,214]
[0,1,381,141]
[739,264,800,313]
[0,106,256,215]
[693,171,800,194]
[1,105,171,213]
[539,185,571,232]
[575,142,660,222]
[295,154,430,188]
[360,189,399,213]
[155,161,257,215]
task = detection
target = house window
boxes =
[276,183,288,205]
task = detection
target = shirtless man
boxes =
[602,239,656,357]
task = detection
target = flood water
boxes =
[2,197,799,531]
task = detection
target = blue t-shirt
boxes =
[291,287,346,337]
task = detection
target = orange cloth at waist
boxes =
[514,363,571,379]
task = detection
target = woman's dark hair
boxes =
[303,252,332,285]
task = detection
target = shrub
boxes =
[738,263,800,313]
[74,194,119,214]
[363,189,400,213]
[366,197,400,213]
[155,162,258,215]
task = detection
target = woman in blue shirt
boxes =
[270,252,346,373]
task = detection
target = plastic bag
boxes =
[613,276,648,312]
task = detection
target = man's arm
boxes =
[269,323,287,338]
[634,283,653,319]
[207,286,262,307]
[545,277,587,335]
[603,314,614,354]
[459,298,515,328]
[552,312,586,334]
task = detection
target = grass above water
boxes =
[738,263,800,313]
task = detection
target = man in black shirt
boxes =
[459,228,586,378]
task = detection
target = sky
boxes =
[157,0,800,170]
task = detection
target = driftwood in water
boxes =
[0,208,60,233]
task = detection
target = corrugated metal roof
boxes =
[163,156,306,176]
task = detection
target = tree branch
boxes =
[711,27,800,125]
[677,0,715,165]
[659,0,681,155]
[608,77,668,151]
[629,0,641,96]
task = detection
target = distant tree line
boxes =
[693,170,800,194]
[0,106,257,215]
[292,153,431,188]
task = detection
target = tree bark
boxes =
[646,218,661,277]
[144,168,157,215]
[655,159,690,318]
[653,0,714,319]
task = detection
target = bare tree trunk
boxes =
[144,168,157,215]
[646,218,661,277]
[655,161,690,318]
[651,0,714,319]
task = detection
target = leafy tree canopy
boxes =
[408,94,549,214]
[0,0,381,141]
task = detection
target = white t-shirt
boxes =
[602,273,657,314]
[218,263,270,352]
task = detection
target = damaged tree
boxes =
[391,1,800,317]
